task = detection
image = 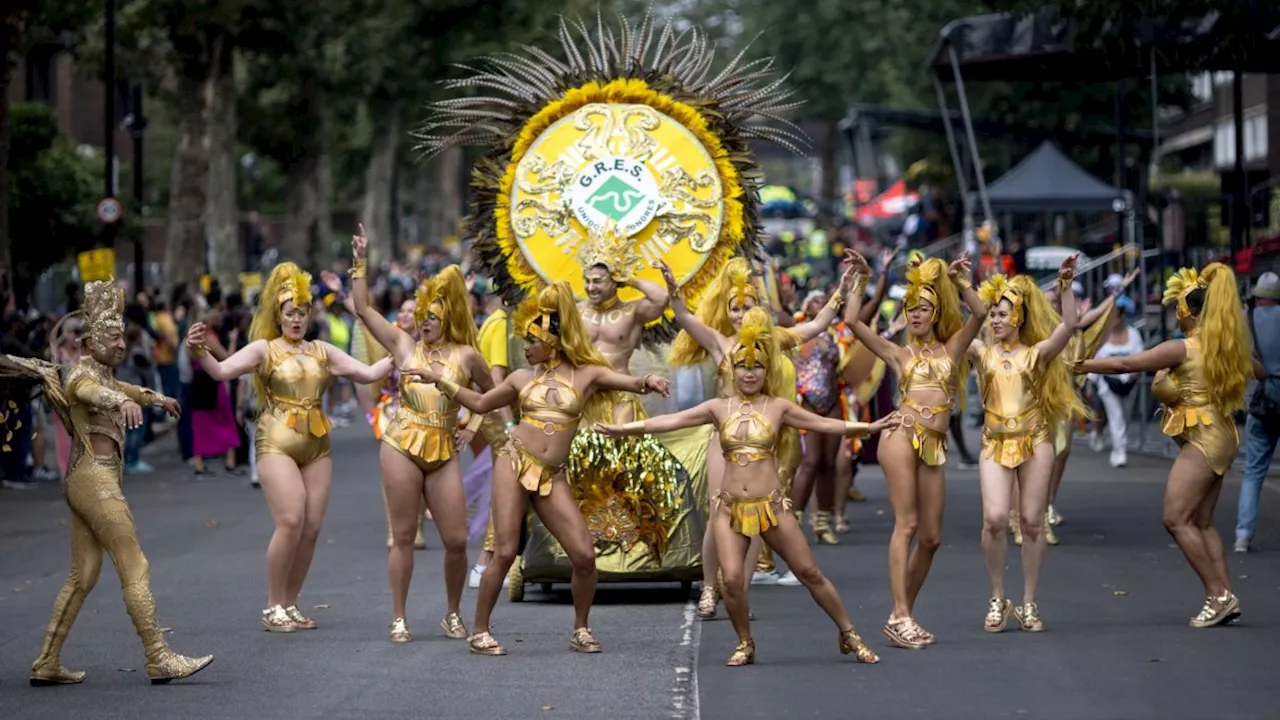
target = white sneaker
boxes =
[1109,450,1127,468]
[1089,430,1106,452]
[468,565,485,589]
[775,571,802,587]
[751,570,780,586]
[1234,538,1250,553]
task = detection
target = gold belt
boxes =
[984,408,1042,433]
[723,448,775,466]
[520,416,578,436]
[397,405,457,429]
[901,397,952,422]
[270,395,331,437]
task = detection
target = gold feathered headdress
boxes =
[82,279,125,352]
[513,294,560,350]
[416,8,804,345]
[903,259,942,322]
[978,274,1024,327]
[724,257,759,309]
[1163,267,1208,320]
[414,279,446,329]
[577,221,644,284]
[277,269,313,313]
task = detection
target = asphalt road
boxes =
[1,426,1277,720]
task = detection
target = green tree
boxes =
[1,0,100,304]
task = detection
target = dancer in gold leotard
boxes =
[1,279,213,685]
[843,253,987,649]
[970,257,1086,634]
[404,281,670,656]
[187,262,393,632]
[1072,263,1252,627]
[350,227,499,642]
[598,308,893,666]
[663,255,857,617]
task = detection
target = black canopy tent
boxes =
[926,5,1280,256]
[980,141,1126,213]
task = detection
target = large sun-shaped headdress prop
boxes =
[413,6,808,344]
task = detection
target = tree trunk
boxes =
[162,73,212,293]
[281,152,318,265]
[311,149,333,269]
[360,106,400,269]
[204,50,238,291]
[419,144,464,248]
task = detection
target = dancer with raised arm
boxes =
[1071,264,1252,627]
[186,262,393,632]
[970,258,1085,634]
[404,281,670,656]
[1,279,213,685]
[663,256,856,616]
[842,253,987,648]
[350,227,498,643]
[597,308,893,666]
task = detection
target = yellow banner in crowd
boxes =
[77,248,116,283]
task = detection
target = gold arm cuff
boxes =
[845,421,872,436]
[1057,274,1073,291]
[620,420,646,434]
[825,291,843,312]
[465,411,483,432]
[350,258,367,280]
[437,377,462,398]
[954,277,972,292]
[189,343,208,359]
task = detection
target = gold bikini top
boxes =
[720,396,777,465]
[518,364,583,434]
[261,338,331,437]
[1152,336,1211,409]
[899,344,955,398]
[978,343,1044,427]
[399,343,467,427]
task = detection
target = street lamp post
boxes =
[125,85,147,294]
[102,0,117,255]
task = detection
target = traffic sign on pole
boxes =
[97,197,122,224]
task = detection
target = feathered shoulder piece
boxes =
[416,6,804,344]
[1163,267,1205,307]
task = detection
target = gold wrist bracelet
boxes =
[350,258,367,280]
[189,344,208,359]
[845,421,870,436]
[465,412,484,432]
[438,377,461,397]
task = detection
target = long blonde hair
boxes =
[905,258,969,408]
[670,257,755,367]
[417,265,478,348]
[979,274,1089,428]
[1165,262,1251,413]
[249,262,312,404]
[513,281,614,422]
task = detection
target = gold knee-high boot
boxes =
[30,585,90,685]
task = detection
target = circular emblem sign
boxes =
[97,197,122,224]
[569,156,663,237]
[507,103,725,300]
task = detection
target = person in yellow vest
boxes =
[467,292,518,588]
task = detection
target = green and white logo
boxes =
[570,156,662,236]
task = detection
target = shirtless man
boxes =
[577,244,670,422]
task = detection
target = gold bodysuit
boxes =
[7,355,211,684]
[892,345,955,467]
[1151,335,1238,475]
[711,396,792,537]
[502,365,583,497]
[385,343,466,473]
[978,344,1051,469]
[256,338,332,466]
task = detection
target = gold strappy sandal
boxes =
[697,585,717,619]
[389,618,412,643]
[984,597,1012,633]
[1013,602,1045,632]
[726,639,755,666]
[839,628,880,664]
[440,612,468,639]
[882,617,928,649]
[285,605,317,630]
[468,631,506,656]
[570,627,601,653]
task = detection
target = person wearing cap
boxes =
[1235,272,1280,552]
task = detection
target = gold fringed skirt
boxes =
[713,489,793,537]
[892,416,948,467]
[499,438,560,497]
[982,408,1051,469]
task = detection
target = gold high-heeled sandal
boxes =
[1044,515,1059,546]
[1010,511,1023,546]
[697,585,717,619]
[726,638,755,666]
[839,628,879,663]
[814,511,839,545]
[834,515,851,534]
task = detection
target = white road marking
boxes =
[670,599,701,720]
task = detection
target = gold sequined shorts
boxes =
[982,408,1051,469]
[256,411,331,467]
[498,438,564,497]
[711,489,793,537]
